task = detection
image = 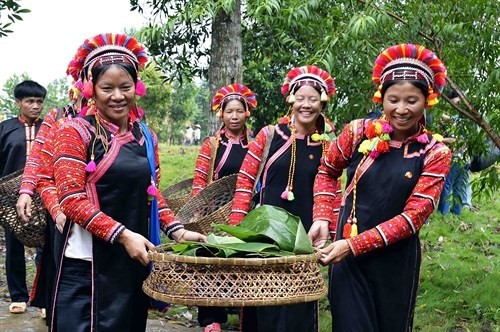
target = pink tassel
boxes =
[281,189,289,200]
[369,150,380,159]
[135,79,147,96]
[85,160,96,173]
[74,80,84,91]
[417,133,429,143]
[82,81,94,98]
[79,106,89,117]
[147,184,158,198]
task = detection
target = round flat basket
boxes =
[0,170,46,247]
[161,178,193,214]
[143,244,328,307]
[175,174,238,234]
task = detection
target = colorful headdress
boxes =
[67,33,149,104]
[281,65,336,104]
[372,43,447,108]
[211,83,257,118]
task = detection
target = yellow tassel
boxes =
[311,133,321,142]
[350,223,358,237]
[427,96,439,106]
[287,93,295,104]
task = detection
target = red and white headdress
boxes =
[67,33,149,106]
[211,83,257,118]
[281,65,336,104]
[372,43,447,108]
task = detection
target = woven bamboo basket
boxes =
[143,244,327,307]
[175,174,238,234]
[161,178,193,214]
[0,169,46,247]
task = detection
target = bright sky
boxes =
[0,0,148,90]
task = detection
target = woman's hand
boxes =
[55,213,67,233]
[171,228,207,243]
[117,229,157,266]
[308,219,330,249]
[319,239,351,265]
[16,194,32,223]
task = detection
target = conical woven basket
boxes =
[143,243,327,307]
[175,174,238,234]
[161,178,193,214]
[0,169,46,247]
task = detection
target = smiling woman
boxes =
[0,0,147,89]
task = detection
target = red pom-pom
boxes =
[82,81,94,98]
[135,79,147,97]
[343,223,352,239]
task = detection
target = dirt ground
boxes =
[0,232,207,332]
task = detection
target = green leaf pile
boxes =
[172,205,314,258]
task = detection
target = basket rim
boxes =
[149,243,321,265]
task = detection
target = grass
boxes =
[158,145,499,332]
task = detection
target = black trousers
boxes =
[4,228,42,302]
[55,258,92,332]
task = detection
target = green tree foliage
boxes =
[0,0,30,37]
[138,65,174,142]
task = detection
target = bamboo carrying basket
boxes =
[143,244,327,307]
[161,178,193,214]
[0,169,46,247]
[175,174,238,234]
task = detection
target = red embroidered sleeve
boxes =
[228,127,269,225]
[19,108,58,196]
[313,120,365,240]
[191,137,213,197]
[349,142,452,256]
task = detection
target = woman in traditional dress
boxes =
[310,43,452,331]
[50,33,206,332]
[229,65,341,332]
[191,83,257,332]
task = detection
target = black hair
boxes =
[14,80,47,100]
[381,80,428,99]
[91,62,138,85]
[447,90,459,99]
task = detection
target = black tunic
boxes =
[330,140,426,332]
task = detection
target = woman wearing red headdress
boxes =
[49,33,206,332]
[191,83,257,332]
[229,65,341,332]
[310,44,452,331]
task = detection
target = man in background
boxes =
[0,80,45,314]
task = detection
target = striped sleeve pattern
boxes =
[53,121,125,243]
[228,126,269,225]
[191,137,213,197]
[19,108,58,195]
[348,142,452,256]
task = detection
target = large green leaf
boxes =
[215,205,314,254]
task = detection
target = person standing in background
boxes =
[0,80,46,315]
[193,124,201,145]
[192,83,257,332]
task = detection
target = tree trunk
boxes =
[207,0,243,136]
